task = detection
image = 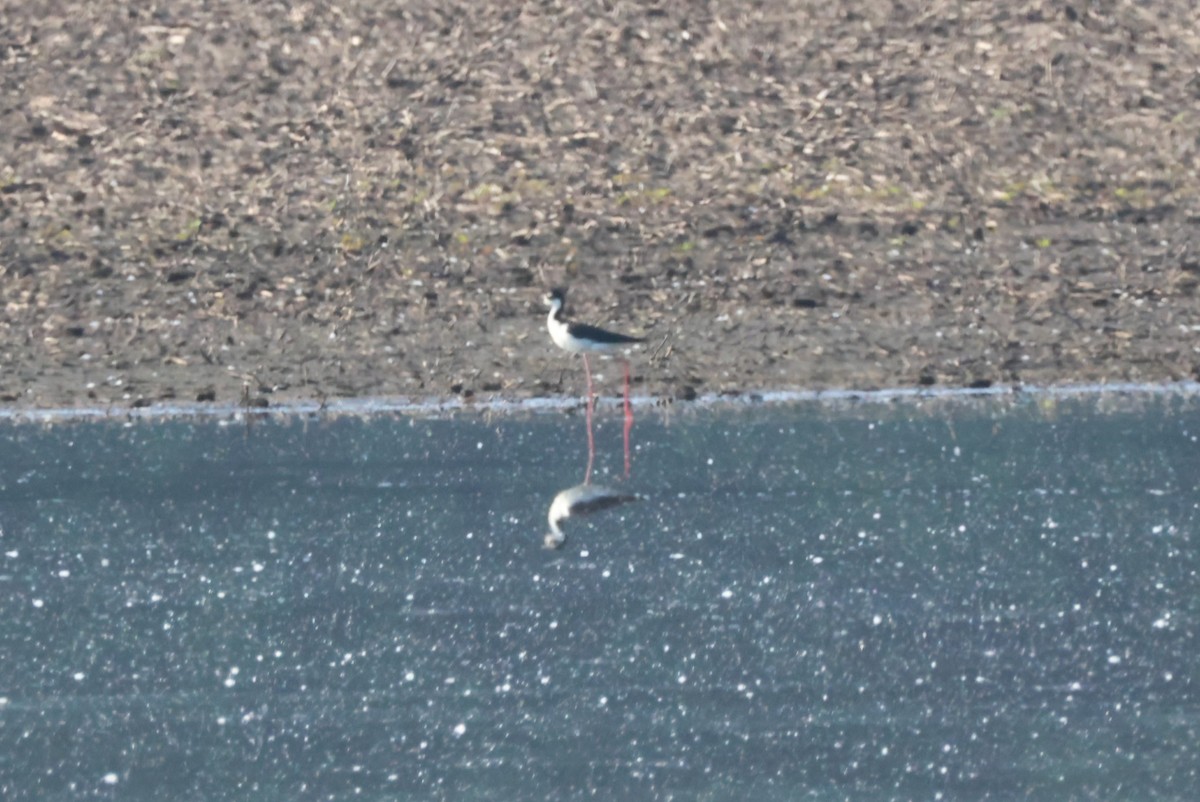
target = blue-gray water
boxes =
[1,392,1197,800]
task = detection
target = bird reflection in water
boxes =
[544,484,642,549]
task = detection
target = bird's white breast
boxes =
[547,313,585,353]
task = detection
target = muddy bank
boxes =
[3,1,1198,411]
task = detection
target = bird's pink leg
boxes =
[583,354,595,484]
[623,359,633,479]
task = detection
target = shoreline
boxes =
[3,379,1198,425]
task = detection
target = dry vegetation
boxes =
[2,0,1199,408]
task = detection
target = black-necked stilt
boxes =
[544,483,642,549]
[544,288,645,356]
[543,287,644,480]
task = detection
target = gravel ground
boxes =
[3,1,1199,411]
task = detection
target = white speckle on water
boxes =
[404,671,415,682]
[720,588,733,599]
[102,773,118,785]
[548,620,558,629]
[452,722,467,737]
[57,569,70,578]
[872,615,883,626]
[811,556,824,565]
[677,674,688,684]
[669,553,684,560]
[252,562,264,573]
[444,676,456,685]
[1152,613,1171,629]
[599,695,608,706]
[1107,654,1122,665]
[580,549,589,558]
[601,568,611,578]
[73,671,86,682]
[32,599,44,609]
[267,530,276,540]
[4,550,17,559]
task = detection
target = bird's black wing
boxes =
[567,321,644,345]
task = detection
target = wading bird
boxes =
[543,287,643,480]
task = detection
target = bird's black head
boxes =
[543,287,567,309]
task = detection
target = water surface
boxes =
[1,391,1197,799]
